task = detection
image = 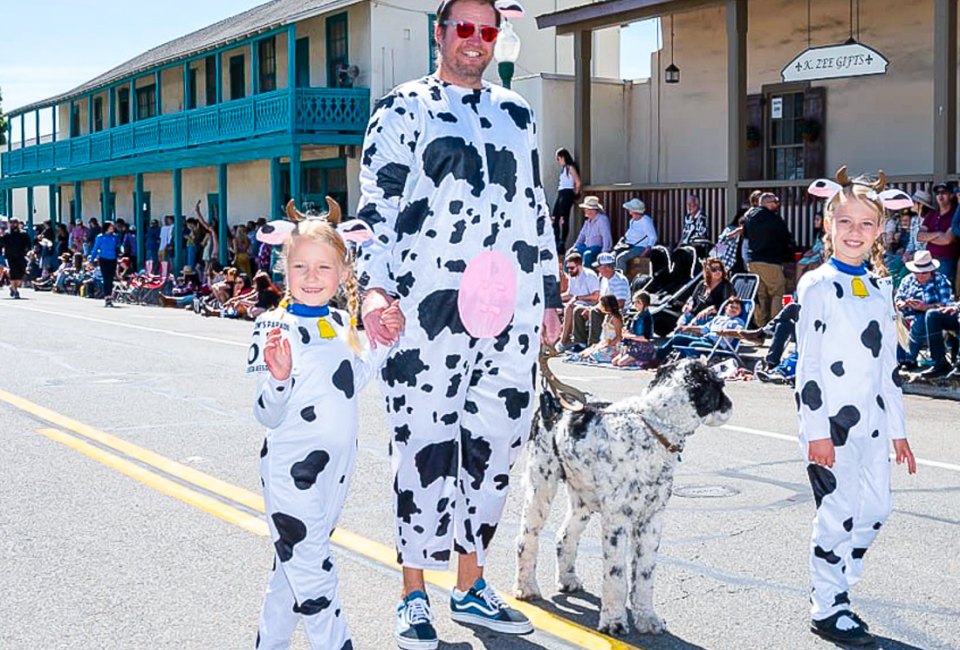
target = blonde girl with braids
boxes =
[798,168,916,646]
[247,199,404,650]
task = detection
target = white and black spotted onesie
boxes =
[248,306,386,650]
[356,75,561,569]
[795,259,907,621]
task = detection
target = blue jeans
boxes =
[925,309,960,367]
[934,257,957,288]
[575,244,602,267]
[615,245,650,272]
[186,245,197,270]
[898,313,932,362]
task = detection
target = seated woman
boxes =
[159,266,201,308]
[573,295,622,364]
[209,266,239,304]
[204,273,253,317]
[796,212,825,279]
[220,272,282,320]
[657,296,746,361]
[675,257,734,329]
[612,291,657,368]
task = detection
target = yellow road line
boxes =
[0,388,264,512]
[37,428,268,537]
[6,391,643,650]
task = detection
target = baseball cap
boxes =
[593,252,616,266]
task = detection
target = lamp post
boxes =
[495,20,521,89]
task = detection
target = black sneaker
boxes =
[811,610,874,646]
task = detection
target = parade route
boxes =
[2,292,959,649]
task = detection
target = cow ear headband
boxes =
[808,165,914,210]
[256,197,373,247]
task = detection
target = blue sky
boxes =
[1,1,659,140]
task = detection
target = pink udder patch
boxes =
[458,250,517,339]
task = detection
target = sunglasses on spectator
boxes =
[707,265,723,272]
[441,20,499,42]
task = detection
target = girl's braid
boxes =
[344,253,363,355]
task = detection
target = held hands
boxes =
[361,288,404,348]
[893,439,917,475]
[264,328,292,381]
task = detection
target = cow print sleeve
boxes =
[355,91,420,296]
[795,274,831,443]
[351,339,395,393]
[878,280,907,439]
[526,108,562,309]
[249,314,293,429]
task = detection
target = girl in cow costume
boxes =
[248,199,403,650]
[798,168,917,646]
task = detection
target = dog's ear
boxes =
[649,361,678,389]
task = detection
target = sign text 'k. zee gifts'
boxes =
[782,41,889,83]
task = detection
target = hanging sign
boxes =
[781,41,888,82]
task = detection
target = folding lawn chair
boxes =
[673,297,756,366]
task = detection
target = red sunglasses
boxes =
[441,20,499,43]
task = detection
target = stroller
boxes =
[644,246,704,336]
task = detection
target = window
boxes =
[205,55,218,106]
[229,55,246,100]
[187,67,198,109]
[94,97,104,132]
[296,37,310,88]
[136,85,157,120]
[428,14,438,72]
[70,104,80,137]
[766,91,805,181]
[118,88,131,125]
[280,160,347,208]
[326,13,349,88]
[259,37,277,92]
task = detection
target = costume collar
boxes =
[829,257,867,276]
[283,300,330,317]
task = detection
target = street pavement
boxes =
[1,290,958,650]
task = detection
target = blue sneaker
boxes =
[395,590,438,650]
[450,578,533,634]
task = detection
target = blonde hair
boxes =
[821,167,888,276]
[281,207,363,355]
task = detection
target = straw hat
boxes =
[578,196,604,211]
[905,250,940,273]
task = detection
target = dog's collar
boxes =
[641,416,683,455]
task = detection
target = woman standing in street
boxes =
[90,221,120,307]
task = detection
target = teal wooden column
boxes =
[252,40,260,95]
[134,173,144,264]
[20,113,25,146]
[48,185,58,227]
[6,115,11,151]
[68,100,75,137]
[87,95,94,134]
[35,109,40,146]
[215,54,223,104]
[217,163,228,265]
[290,145,302,208]
[173,168,183,270]
[155,70,162,116]
[26,187,35,234]
[101,177,111,223]
[270,156,281,219]
[51,106,57,143]
[74,181,82,221]
[108,87,115,128]
[287,24,297,133]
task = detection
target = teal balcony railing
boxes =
[1,87,370,178]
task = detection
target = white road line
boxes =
[0,302,247,348]
[721,424,960,473]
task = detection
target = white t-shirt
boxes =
[558,166,576,191]
[600,271,631,303]
[567,267,600,300]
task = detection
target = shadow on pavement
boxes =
[817,634,931,650]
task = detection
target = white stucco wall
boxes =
[619,0,953,183]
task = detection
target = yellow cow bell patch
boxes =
[851,276,869,299]
[317,317,337,339]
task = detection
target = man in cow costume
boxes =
[356,0,561,647]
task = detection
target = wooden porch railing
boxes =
[585,175,944,250]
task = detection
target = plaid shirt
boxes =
[895,271,955,315]
[710,225,741,272]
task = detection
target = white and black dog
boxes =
[514,360,733,636]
